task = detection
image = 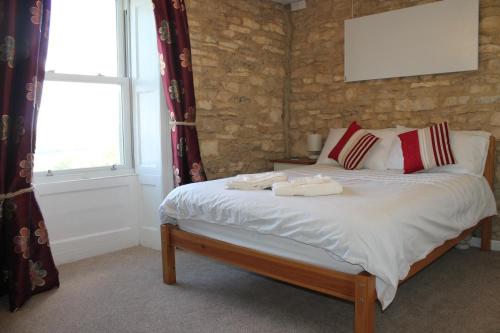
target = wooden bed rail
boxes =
[161,223,376,333]
[160,136,496,333]
[162,224,359,301]
[480,136,495,251]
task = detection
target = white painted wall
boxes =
[130,0,173,251]
[36,175,140,265]
[345,0,479,82]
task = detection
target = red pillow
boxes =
[398,122,455,174]
[329,122,380,170]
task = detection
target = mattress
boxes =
[177,218,364,275]
[160,165,497,309]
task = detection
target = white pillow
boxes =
[316,128,345,166]
[388,125,491,176]
[316,128,397,170]
[364,129,397,170]
[386,127,406,170]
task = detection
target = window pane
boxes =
[46,0,119,76]
[35,81,123,172]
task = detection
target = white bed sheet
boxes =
[160,165,497,309]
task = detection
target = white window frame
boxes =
[34,0,134,184]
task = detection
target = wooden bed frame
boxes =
[161,136,496,333]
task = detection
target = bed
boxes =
[159,136,496,333]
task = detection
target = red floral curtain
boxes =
[0,0,59,311]
[152,0,206,186]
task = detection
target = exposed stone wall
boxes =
[289,0,500,240]
[186,0,290,179]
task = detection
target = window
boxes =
[35,0,131,175]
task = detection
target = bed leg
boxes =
[481,217,492,252]
[161,224,176,284]
[354,272,376,333]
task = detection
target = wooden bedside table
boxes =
[270,158,316,171]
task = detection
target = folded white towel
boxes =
[226,172,288,190]
[272,176,343,197]
[289,174,332,185]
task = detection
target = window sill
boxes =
[33,168,136,185]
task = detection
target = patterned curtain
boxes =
[152,0,206,186]
[0,0,59,311]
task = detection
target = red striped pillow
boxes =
[328,122,380,170]
[398,122,455,174]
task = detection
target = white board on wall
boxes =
[344,0,479,82]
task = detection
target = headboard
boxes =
[483,136,496,189]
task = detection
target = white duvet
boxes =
[160,165,497,309]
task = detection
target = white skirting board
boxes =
[50,227,138,265]
[140,226,161,250]
[470,237,500,251]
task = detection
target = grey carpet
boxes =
[1,246,499,333]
